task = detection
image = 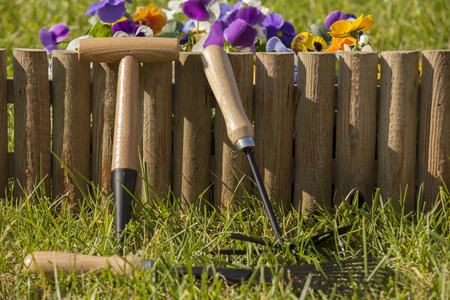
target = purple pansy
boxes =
[266,36,293,52]
[218,3,232,21]
[204,19,256,49]
[85,0,132,23]
[182,0,213,21]
[324,10,357,30]
[263,13,296,46]
[112,19,152,37]
[227,6,265,27]
[39,23,70,55]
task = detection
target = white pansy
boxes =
[66,35,92,51]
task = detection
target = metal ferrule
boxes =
[235,136,255,151]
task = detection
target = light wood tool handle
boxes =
[24,251,143,278]
[202,45,254,147]
[112,55,140,171]
[78,37,180,63]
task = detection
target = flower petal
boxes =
[223,19,257,48]
[218,3,232,21]
[279,21,296,45]
[135,25,153,37]
[182,0,211,21]
[204,20,228,48]
[85,1,106,16]
[266,36,293,52]
[227,6,265,27]
[97,3,127,23]
[39,27,58,54]
[112,19,136,35]
[329,19,351,37]
[49,23,70,43]
[324,10,346,30]
[262,13,284,28]
[359,15,373,31]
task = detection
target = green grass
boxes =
[1,178,449,298]
[1,0,450,298]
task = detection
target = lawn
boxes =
[1,0,450,298]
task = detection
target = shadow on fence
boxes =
[1,48,449,214]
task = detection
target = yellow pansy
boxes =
[312,36,327,52]
[291,32,315,54]
[329,14,373,39]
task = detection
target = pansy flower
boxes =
[204,19,257,50]
[329,14,373,40]
[325,37,356,52]
[133,4,168,34]
[263,13,296,46]
[227,6,266,40]
[112,19,153,37]
[324,10,356,31]
[266,36,293,53]
[182,0,215,21]
[39,23,70,55]
[291,32,314,54]
[85,0,132,24]
[312,36,327,51]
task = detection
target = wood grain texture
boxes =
[294,52,336,213]
[378,51,419,212]
[24,251,142,278]
[0,50,7,199]
[138,61,173,203]
[418,50,450,212]
[92,62,119,201]
[13,49,51,200]
[51,50,91,206]
[211,52,253,209]
[335,52,378,205]
[173,52,212,208]
[79,37,179,63]
[111,56,140,171]
[254,52,295,211]
[202,45,254,145]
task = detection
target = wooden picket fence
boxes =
[0,48,449,213]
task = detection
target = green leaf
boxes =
[310,22,331,44]
[160,19,185,34]
[88,23,113,38]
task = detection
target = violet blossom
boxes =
[85,0,132,23]
[227,6,266,40]
[263,13,296,46]
[39,23,70,55]
[204,19,257,50]
[182,0,215,21]
[112,19,153,37]
[324,10,357,30]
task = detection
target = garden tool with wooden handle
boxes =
[78,37,179,247]
[201,45,352,252]
[24,251,388,294]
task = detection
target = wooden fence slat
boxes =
[335,52,378,205]
[51,50,91,206]
[213,52,253,210]
[295,52,336,213]
[254,52,295,211]
[13,49,51,199]
[173,52,212,208]
[378,51,419,212]
[0,49,7,199]
[138,61,173,203]
[418,50,450,211]
[91,62,119,202]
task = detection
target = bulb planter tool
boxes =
[201,45,353,253]
[24,251,388,294]
[78,37,179,247]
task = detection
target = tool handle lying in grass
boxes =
[78,37,179,247]
[202,45,282,239]
[24,251,387,294]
